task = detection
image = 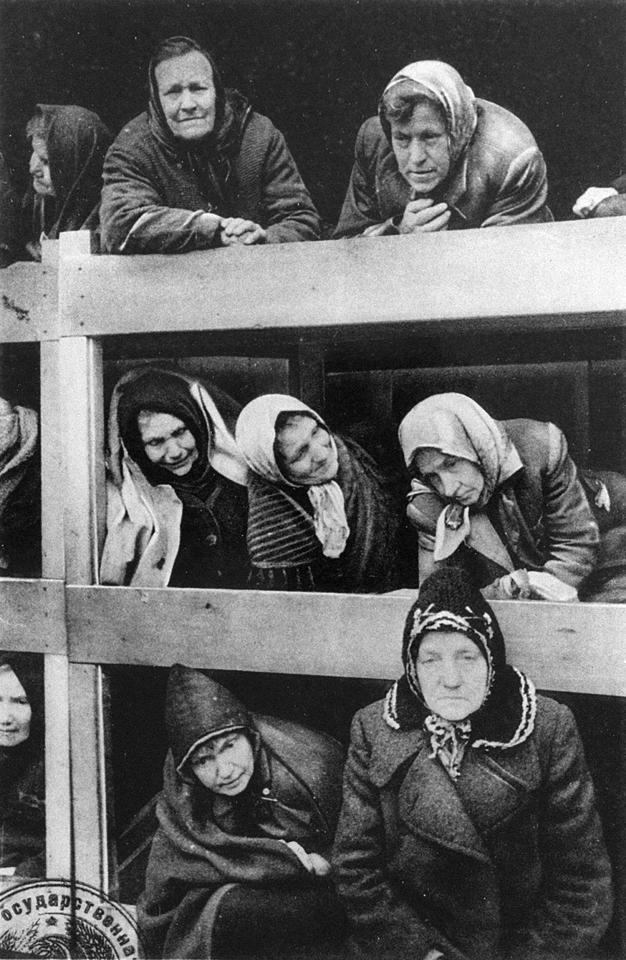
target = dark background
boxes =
[0,0,624,224]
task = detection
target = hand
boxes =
[220,217,267,246]
[526,570,579,602]
[306,853,332,876]
[423,950,445,960]
[398,198,451,234]
[572,187,618,218]
[483,569,532,601]
[0,396,14,416]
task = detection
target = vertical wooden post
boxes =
[289,340,326,412]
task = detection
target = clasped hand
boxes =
[220,217,267,246]
[398,197,451,234]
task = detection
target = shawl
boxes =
[236,395,349,559]
[398,393,523,564]
[379,60,478,166]
[0,403,38,517]
[384,568,536,754]
[23,104,113,252]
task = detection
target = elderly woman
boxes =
[398,392,626,602]
[235,394,401,592]
[334,60,551,238]
[101,35,320,253]
[333,567,613,960]
[138,665,345,959]
[0,652,45,878]
[0,395,40,578]
[100,367,249,588]
[21,103,112,260]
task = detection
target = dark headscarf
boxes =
[147,36,250,205]
[384,567,536,751]
[25,104,113,240]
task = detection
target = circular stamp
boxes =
[0,879,143,958]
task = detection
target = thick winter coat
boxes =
[333,693,612,960]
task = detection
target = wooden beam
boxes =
[45,654,71,879]
[66,586,626,697]
[59,219,626,338]
[0,579,66,652]
[0,257,58,342]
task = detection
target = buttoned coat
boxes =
[333,694,612,960]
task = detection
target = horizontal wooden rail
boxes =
[58,218,626,338]
[66,586,626,697]
[0,258,58,342]
[0,579,66,653]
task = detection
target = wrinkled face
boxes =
[138,410,199,476]
[155,51,217,142]
[0,666,32,747]
[415,448,484,506]
[391,102,451,195]
[29,135,55,197]
[275,414,338,485]
[416,630,488,721]
[190,730,255,795]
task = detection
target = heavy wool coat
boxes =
[333,694,612,960]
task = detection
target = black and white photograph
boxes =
[0,0,625,957]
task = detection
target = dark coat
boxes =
[138,667,345,958]
[334,100,551,238]
[333,694,612,960]
[408,418,599,590]
[101,105,320,253]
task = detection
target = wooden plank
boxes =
[40,341,65,579]
[66,586,626,697]
[0,256,58,342]
[45,654,72,878]
[60,337,106,584]
[59,218,626,338]
[0,579,65,653]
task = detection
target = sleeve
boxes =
[333,122,397,239]
[507,703,613,960]
[100,141,221,254]
[481,146,552,227]
[259,126,321,243]
[540,422,599,587]
[332,714,470,960]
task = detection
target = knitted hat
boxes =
[384,568,536,750]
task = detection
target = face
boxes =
[155,51,217,142]
[416,630,488,721]
[138,411,199,476]
[275,414,338,485]
[0,666,32,747]
[391,102,451,195]
[415,448,484,506]
[190,730,255,795]
[29,135,55,197]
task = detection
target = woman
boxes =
[398,392,626,602]
[0,652,45,878]
[100,366,249,588]
[332,567,613,960]
[235,394,401,592]
[0,395,40,578]
[334,60,551,238]
[138,665,345,959]
[22,103,113,260]
[100,35,320,253]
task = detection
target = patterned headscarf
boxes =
[384,568,536,765]
[236,395,349,558]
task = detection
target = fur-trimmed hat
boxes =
[384,568,536,750]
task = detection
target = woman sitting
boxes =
[333,567,613,960]
[138,665,345,959]
[0,395,40,578]
[235,394,401,592]
[100,367,249,588]
[0,652,45,879]
[21,103,113,261]
[398,392,626,602]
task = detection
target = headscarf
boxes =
[109,367,248,501]
[147,36,250,205]
[398,393,523,564]
[0,402,38,515]
[236,395,349,559]
[383,568,536,769]
[0,651,44,798]
[25,104,113,241]
[379,61,478,166]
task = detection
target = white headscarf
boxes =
[236,394,349,558]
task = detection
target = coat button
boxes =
[262,787,270,796]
